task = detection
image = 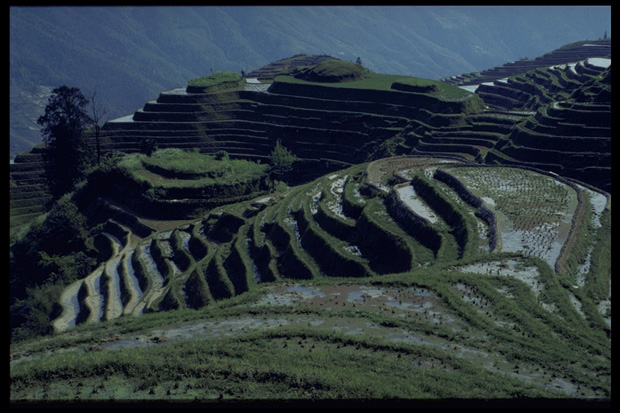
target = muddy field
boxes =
[13,281,603,399]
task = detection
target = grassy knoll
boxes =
[187,71,245,92]
[119,148,268,186]
[293,59,368,83]
[278,71,475,102]
[112,148,270,218]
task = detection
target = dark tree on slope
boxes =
[37,86,94,198]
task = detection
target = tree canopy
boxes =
[37,86,94,197]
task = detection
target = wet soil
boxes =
[12,282,607,399]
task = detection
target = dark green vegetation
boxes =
[10,44,611,404]
[36,86,95,198]
[98,148,270,220]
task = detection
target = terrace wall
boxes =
[267,81,475,114]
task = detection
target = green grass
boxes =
[276,72,474,101]
[583,208,611,302]
[11,267,609,402]
[118,148,268,189]
[293,59,367,83]
[187,71,244,88]
[10,328,565,401]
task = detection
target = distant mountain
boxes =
[9,5,611,158]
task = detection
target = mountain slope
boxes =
[9,5,611,158]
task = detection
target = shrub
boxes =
[269,140,298,184]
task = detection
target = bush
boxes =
[269,140,298,183]
[215,150,229,161]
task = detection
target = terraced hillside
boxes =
[51,156,612,328]
[78,148,271,221]
[472,59,611,111]
[18,155,608,401]
[90,46,614,196]
[441,39,610,88]
[10,43,612,404]
[478,60,610,193]
[99,58,482,179]
[9,45,611,229]
[390,55,611,193]
[9,144,53,228]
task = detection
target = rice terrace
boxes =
[10,36,611,405]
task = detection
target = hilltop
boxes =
[9,42,611,404]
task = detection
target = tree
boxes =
[89,90,108,166]
[37,86,94,197]
[10,194,96,341]
[269,140,297,185]
[140,137,158,156]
